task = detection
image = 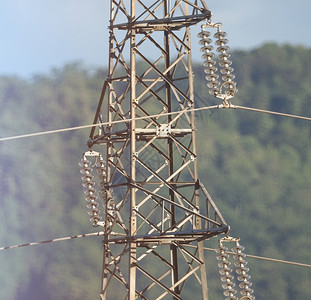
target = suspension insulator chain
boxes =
[198,22,238,103]
[95,157,116,229]
[216,241,238,300]
[96,157,107,203]
[198,30,220,96]
[79,151,107,227]
[214,30,237,98]
[217,237,255,300]
[79,156,101,226]
[232,241,255,299]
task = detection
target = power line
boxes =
[1,103,311,143]
[0,105,218,142]
[232,104,311,121]
[185,244,311,269]
[0,232,104,251]
[1,232,310,270]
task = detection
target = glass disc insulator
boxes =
[197,31,211,38]
[222,74,235,81]
[217,45,230,52]
[215,38,229,45]
[200,45,213,52]
[201,52,215,60]
[220,66,234,74]
[203,59,216,66]
[214,31,227,39]
[218,53,231,60]
[204,66,218,74]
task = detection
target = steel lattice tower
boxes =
[87,1,229,299]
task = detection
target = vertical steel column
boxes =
[129,1,137,299]
[163,1,180,297]
[185,10,209,298]
[100,2,115,299]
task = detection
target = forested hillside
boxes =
[0,44,311,299]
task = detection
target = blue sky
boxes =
[1,0,311,78]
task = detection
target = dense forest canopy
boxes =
[0,43,311,299]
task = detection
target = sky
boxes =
[1,0,311,78]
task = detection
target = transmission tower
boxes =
[85,1,229,299]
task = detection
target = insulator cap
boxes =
[219,60,232,67]
[207,81,220,88]
[84,186,96,194]
[235,266,250,274]
[201,52,215,60]
[87,207,100,215]
[218,261,232,268]
[221,274,235,282]
[220,67,234,74]
[203,60,217,67]
[216,246,229,253]
[205,74,219,81]
[224,288,237,296]
[89,215,101,224]
[218,53,231,60]
[78,159,91,166]
[199,38,213,45]
[239,281,252,289]
[204,66,218,74]
[222,282,236,289]
[214,31,227,38]
[82,180,96,188]
[217,45,230,53]
[215,38,229,45]
[86,201,100,209]
[232,245,245,252]
[219,267,233,275]
[237,274,251,281]
[197,31,211,38]
[200,45,213,52]
[208,88,219,95]
[241,288,254,295]
[234,259,248,266]
[80,166,93,174]
[233,253,246,259]
[223,81,236,89]
[222,74,235,81]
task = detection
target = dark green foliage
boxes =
[195,43,311,299]
[0,44,311,299]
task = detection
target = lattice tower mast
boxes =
[87,1,229,299]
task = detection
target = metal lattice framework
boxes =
[87,1,229,299]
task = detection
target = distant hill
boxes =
[0,44,310,299]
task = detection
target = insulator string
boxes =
[232,241,254,299]
[79,151,117,229]
[216,242,238,299]
[217,237,255,300]
[198,22,238,101]
[79,151,108,226]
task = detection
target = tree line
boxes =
[0,43,310,299]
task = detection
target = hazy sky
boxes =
[1,0,311,78]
